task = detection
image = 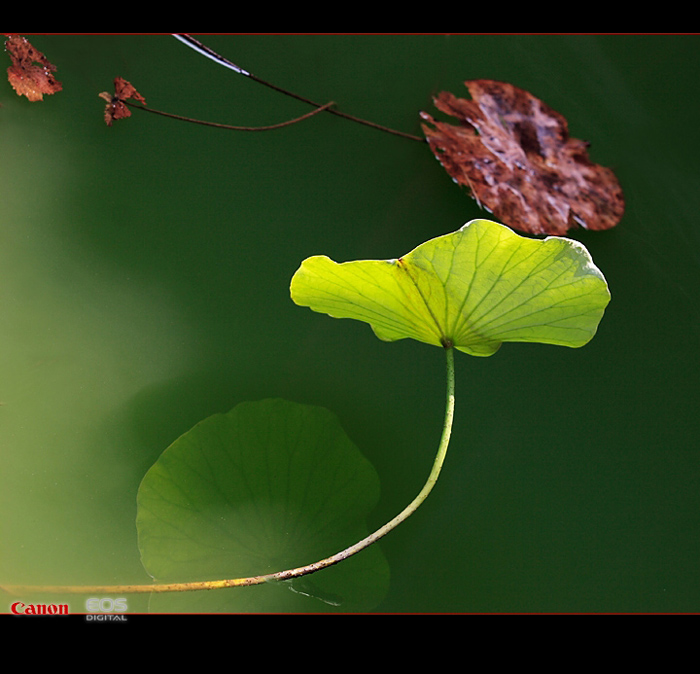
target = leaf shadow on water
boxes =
[135,397,390,613]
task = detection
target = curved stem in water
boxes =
[3,347,456,595]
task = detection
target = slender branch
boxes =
[125,99,336,132]
[172,34,426,143]
[2,347,456,596]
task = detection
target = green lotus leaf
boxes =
[290,219,610,356]
[136,398,389,612]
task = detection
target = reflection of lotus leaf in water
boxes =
[136,398,389,613]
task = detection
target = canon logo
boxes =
[11,602,69,615]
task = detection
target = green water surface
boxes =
[2,34,699,613]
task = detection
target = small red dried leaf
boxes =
[421,80,625,236]
[4,34,62,101]
[99,77,146,126]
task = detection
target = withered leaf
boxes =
[4,34,62,101]
[420,80,625,236]
[98,77,146,126]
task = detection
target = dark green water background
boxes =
[2,34,699,613]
